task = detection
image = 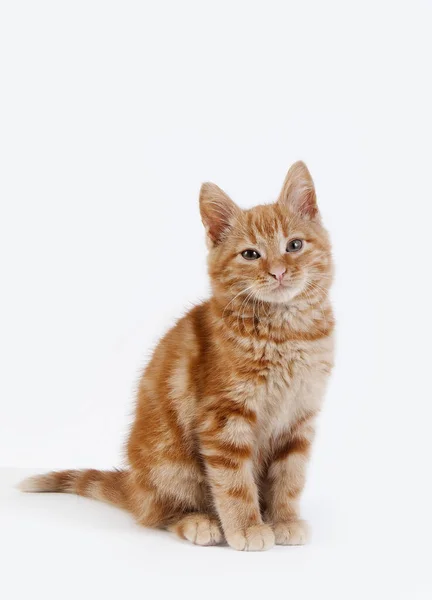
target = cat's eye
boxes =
[286,239,303,253]
[241,249,261,260]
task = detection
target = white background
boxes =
[1,1,431,599]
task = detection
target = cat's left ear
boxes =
[199,182,240,245]
[277,161,319,220]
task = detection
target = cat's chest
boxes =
[245,337,333,449]
[254,359,306,441]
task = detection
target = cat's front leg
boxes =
[199,406,274,551]
[265,411,317,545]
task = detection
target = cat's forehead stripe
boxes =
[241,205,303,247]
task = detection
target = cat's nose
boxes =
[269,266,286,282]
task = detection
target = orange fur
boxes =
[20,161,334,551]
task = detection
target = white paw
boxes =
[227,524,275,551]
[181,516,224,546]
[273,520,309,545]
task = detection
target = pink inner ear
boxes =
[208,217,227,243]
[278,162,318,220]
[281,183,318,219]
[203,204,233,243]
[200,183,239,244]
[298,188,318,219]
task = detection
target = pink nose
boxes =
[269,266,286,282]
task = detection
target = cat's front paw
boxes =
[172,514,224,546]
[226,524,275,551]
[273,519,309,545]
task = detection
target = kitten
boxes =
[20,161,334,551]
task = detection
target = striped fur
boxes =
[21,161,334,551]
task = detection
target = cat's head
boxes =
[200,161,332,306]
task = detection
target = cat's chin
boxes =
[255,285,303,305]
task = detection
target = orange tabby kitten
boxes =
[20,161,334,551]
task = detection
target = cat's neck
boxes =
[209,290,333,342]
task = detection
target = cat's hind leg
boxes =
[167,513,224,546]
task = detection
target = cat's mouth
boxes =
[256,280,304,304]
[272,278,302,291]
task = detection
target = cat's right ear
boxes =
[199,183,240,245]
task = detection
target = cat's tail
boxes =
[18,468,129,509]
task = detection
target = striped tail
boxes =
[19,469,129,509]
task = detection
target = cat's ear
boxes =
[277,161,319,220]
[199,182,240,244]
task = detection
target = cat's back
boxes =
[133,300,213,423]
[128,301,214,468]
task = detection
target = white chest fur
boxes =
[250,334,334,459]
